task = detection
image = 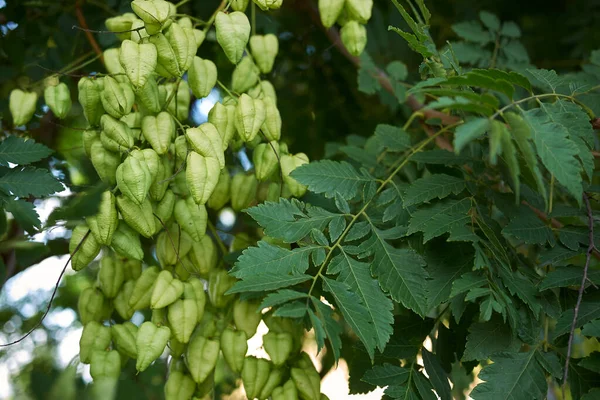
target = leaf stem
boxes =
[203,0,228,34]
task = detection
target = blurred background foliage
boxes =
[0,0,599,398]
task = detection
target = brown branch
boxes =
[75,0,104,65]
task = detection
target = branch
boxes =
[75,0,104,65]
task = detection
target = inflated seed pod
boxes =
[131,148,161,184]
[172,169,190,198]
[174,262,191,281]
[86,191,119,245]
[208,269,236,308]
[98,255,125,298]
[235,94,266,142]
[90,141,120,185]
[248,80,277,103]
[82,130,99,157]
[123,259,143,280]
[174,197,208,242]
[188,57,217,99]
[163,80,190,121]
[242,357,271,399]
[119,39,158,88]
[263,331,293,366]
[90,353,120,400]
[131,0,172,35]
[101,76,134,119]
[69,225,100,271]
[136,321,171,372]
[142,112,175,156]
[186,334,220,384]
[208,102,237,149]
[120,112,143,132]
[129,266,160,311]
[254,142,280,182]
[220,328,247,373]
[192,29,206,48]
[254,0,283,10]
[9,89,38,126]
[345,0,373,23]
[116,196,156,238]
[233,299,262,338]
[259,368,285,400]
[186,151,220,205]
[169,336,186,359]
[78,77,104,126]
[231,57,260,93]
[136,77,161,113]
[110,223,144,261]
[78,287,110,325]
[165,22,196,73]
[185,124,225,169]
[150,155,173,201]
[129,19,149,43]
[340,21,367,57]
[291,367,321,400]
[79,321,111,364]
[168,299,198,343]
[116,156,152,205]
[250,34,279,74]
[114,280,135,319]
[151,307,167,327]
[153,189,176,226]
[231,172,258,211]
[112,322,138,359]
[150,29,187,78]
[230,0,249,11]
[104,48,126,77]
[272,380,298,400]
[101,114,134,152]
[215,11,250,64]
[183,278,206,322]
[105,13,139,41]
[178,16,193,29]
[319,0,345,28]
[44,82,71,119]
[207,169,231,210]
[165,371,196,400]
[188,235,217,276]
[281,153,309,197]
[261,97,282,141]
[156,227,193,267]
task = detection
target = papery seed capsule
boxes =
[233,299,262,338]
[188,235,218,277]
[112,322,138,359]
[9,89,38,127]
[90,141,120,185]
[119,39,158,89]
[164,371,196,400]
[259,368,285,400]
[150,155,173,201]
[174,197,208,242]
[116,196,156,238]
[280,153,309,197]
[136,77,161,113]
[231,56,260,93]
[185,124,225,169]
[44,82,71,119]
[318,0,345,28]
[230,172,258,211]
[272,380,299,400]
[142,111,175,156]
[164,22,196,74]
[230,0,250,11]
[248,80,277,103]
[101,76,134,119]
[183,278,206,321]
[69,224,100,271]
[136,321,171,372]
[82,130,99,157]
[208,102,237,150]
[114,280,135,319]
[207,169,231,210]
[79,321,111,364]
[131,0,172,35]
[291,367,321,400]
[249,34,279,74]
[263,331,293,366]
[98,255,125,298]
[253,141,280,181]
[120,112,143,133]
[86,191,119,246]
[186,151,220,205]
[242,357,271,399]
[131,148,161,185]
[129,266,160,311]
[78,77,104,126]
[340,21,367,57]
[78,287,110,325]
[220,328,247,373]
[116,156,152,205]
[153,189,176,227]
[345,0,373,23]
[168,299,198,343]
[215,11,250,64]
[156,226,193,267]
[235,94,266,142]
[208,269,236,308]
[110,223,144,261]
[188,57,218,99]
[150,32,182,78]
[151,270,184,309]
[105,13,139,41]
[129,19,149,43]
[186,335,220,383]
[162,80,190,121]
[261,96,282,141]
[254,0,283,11]
[101,114,134,152]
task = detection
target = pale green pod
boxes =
[105,13,139,41]
[131,148,161,184]
[235,94,266,142]
[207,169,231,210]
[101,114,134,152]
[242,357,271,399]
[174,197,208,242]
[261,96,282,141]
[193,29,206,48]
[129,266,160,311]
[86,191,119,246]
[150,155,173,201]
[9,89,38,126]
[131,0,172,35]
[185,124,225,169]
[163,80,190,121]
[98,255,125,298]
[112,322,138,359]
[231,56,260,94]
[82,130,99,158]
[104,48,126,76]
[230,0,250,11]
[136,321,171,372]
[208,269,236,308]
[90,141,120,185]
[248,80,277,103]
[136,77,161,113]
[168,299,198,343]
[119,39,158,88]
[250,34,279,74]
[150,32,182,78]
[153,189,176,227]
[79,321,111,364]
[186,151,221,205]
[291,367,321,400]
[129,19,149,43]
[233,298,262,339]
[164,22,196,73]
[215,11,251,64]
[231,173,258,211]
[156,226,193,266]
[116,196,156,238]
[254,0,283,11]
[271,379,299,400]
[188,235,217,277]
[142,111,175,155]
[319,0,345,28]
[110,222,144,261]
[208,102,237,149]
[188,57,217,99]
[263,331,293,366]
[114,280,135,319]
[183,278,206,322]
[172,166,190,198]
[281,153,309,197]
[70,225,100,272]
[123,259,143,280]
[165,371,196,400]
[258,368,285,399]
[151,270,184,309]
[345,0,373,23]
[186,335,220,384]
[78,77,104,126]
[178,16,193,29]
[340,21,367,57]
[253,141,280,181]
[44,82,71,119]
[78,287,110,325]
[101,76,134,119]
[174,135,189,167]
[89,350,120,400]
[116,156,152,205]
[120,112,143,131]
[221,328,248,374]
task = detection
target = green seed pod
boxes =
[90,141,120,185]
[86,191,119,245]
[79,321,111,364]
[259,368,285,400]
[192,29,206,48]
[150,155,173,201]
[340,21,367,57]
[116,196,156,238]
[44,82,72,119]
[291,367,321,400]
[215,11,250,64]
[130,19,149,43]
[263,331,293,366]
[208,269,236,308]
[156,225,193,266]
[178,16,193,29]
[9,89,38,126]
[345,0,373,23]
[110,223,144,261]
[131,148,161,185]
[163,80,190,121]
[136,321,171,372]
[129,266,160,311]
[318,0,344,28]
[230,0,249,11]
[242,357,271,399]
[233,299,262,338]
[174,135,189,166]
[272,380,299,400]
[174,197,208,242]
[123,259,143,280]
[186,335,220,384]
[112,322,138,359]
[183,278,207,322]
[231,57,260,93]
[165,22,196,74]
[185,124,225,169]
[188,235,217,277]
[105,13,139,41]
[98,255,125,298]
[136,77,161,113]
[235,94,266,142]
[69,225,100,271]
[169,336,186,358]
[101,76,134,119]
[254,0,283,11]
[142,112,175,156]
[281,153,309,197]
[186,151,221,205]
[119,39,158,89]
[188,57,218,99]
[78,78,104,126]
[78,287,110,325]
[101,114,134,152]
[220,328,247,373]
[195,311,218,339]
[151,270,184,309]
[165,371,196,400]
[120,112,143,132]
[208,102,237,149]
[113,280,135,319]
[152,306,167,326]
[253,141,280,181]
[248,80,277,103]
[250,34,279,74]
[261,97,282,141]
[116,156,152,205]
[207,169,231,210]
[131,0,172,35]
[154,189,176,227]
[89,351,120,399]
[82,130,99,157]
[168,299,198,343]
[231,173,258,211]
[104,48,126,77]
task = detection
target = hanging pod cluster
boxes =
[318,0,371,56]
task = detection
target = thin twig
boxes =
[75,1,104,65]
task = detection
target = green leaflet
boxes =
[454,118,490,153]
[0,136,53,166]
[403,174,466,207]
[407,198,472,243]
